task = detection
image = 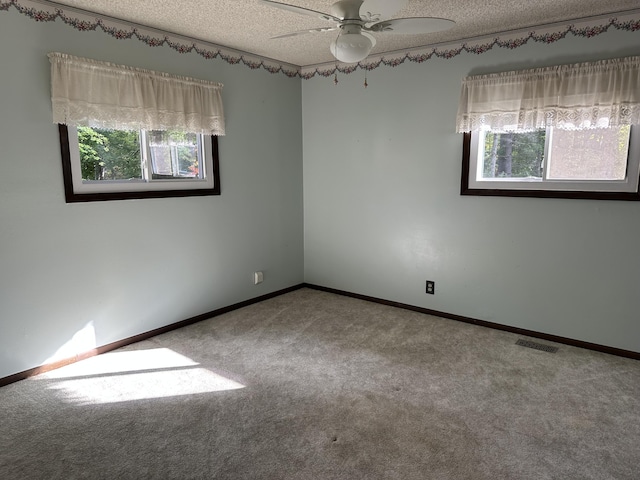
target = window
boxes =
[457,56,640,200]
[49,52,225,202]
[59,125,220,202]
[462,125,640,199]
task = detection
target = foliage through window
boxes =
[77,127,207,182]
[77,127,142,181]
[480,127,631,181]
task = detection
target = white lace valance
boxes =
[456,56,640,133]
[48,52,225,135]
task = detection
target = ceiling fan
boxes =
[261,0,455,64]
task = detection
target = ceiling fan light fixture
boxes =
[330,31,373,63]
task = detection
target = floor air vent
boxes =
[516,339,558,353]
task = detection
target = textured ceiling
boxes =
[49,0,640,66]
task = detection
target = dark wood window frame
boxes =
[460,132,640,201]
[58,124,221,203]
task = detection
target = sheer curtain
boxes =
[49,52,225,135]
[456,56,640,133]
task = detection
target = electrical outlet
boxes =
[426,280,435,294]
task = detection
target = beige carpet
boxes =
[1,288,639,479]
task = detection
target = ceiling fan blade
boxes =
[359,0,408,23]
[271,27,338,39]
[260,0,340,22]
[368,17,455,34]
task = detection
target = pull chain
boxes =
[364,71,368,88]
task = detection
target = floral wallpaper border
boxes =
[303,12,640,79]
[2,0,640,79]
[0,0,301,77]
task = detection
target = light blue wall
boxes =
[0,11,303,378]
[303,30,640,353]
[2,9,639,380]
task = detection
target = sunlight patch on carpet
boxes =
[37,348,245,404]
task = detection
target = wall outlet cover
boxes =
[426,280,435,294]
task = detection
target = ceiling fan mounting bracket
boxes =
[331,0,365,21]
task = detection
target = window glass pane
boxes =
[148,130,201,179]
[482,130,545,179]
[547,126,630,180]
[77,127,142,181]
